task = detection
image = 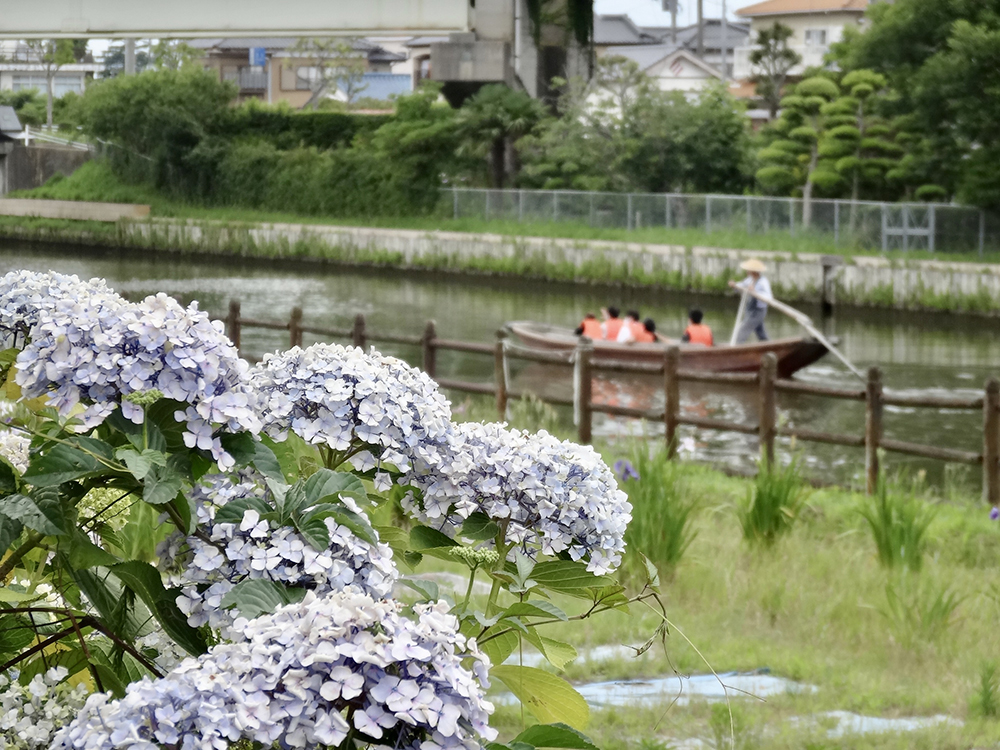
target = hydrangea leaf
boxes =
[0,513,23,554]
[250,439,284,482]
[116,448,154,481]
[219,432,258,468]
[461,512,500,541]
[304,469,368,507]
[142,464,184,506]
[491,665,590,729]
[220,579,307,620]
[2,491,66,535]
[523,629,578,670]
[397,576,439,601]
[0,615,34,659]
[214,496,274,525]
[21,439,113,487]
[530,561,614,597]
[502,601,568,622]
[67,528,119,569]
[475,624,519,665]
[297,503,379,549]
[513,723,600,750]
[15,646,90,686]
[0,459,18,494]
[110,561,208,656]
[410,525,459,550]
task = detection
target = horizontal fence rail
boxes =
[445,187,1000,256]
[225,299,1000,504]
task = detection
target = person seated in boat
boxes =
[635,318,658,344]
[574,313,603,339]
[728,259,772,343]
[601,306,623,341]
[616,310,644,344]
[681,309,713,346]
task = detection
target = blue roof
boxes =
[349,73,412,102]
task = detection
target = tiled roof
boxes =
[594,14,660,45]
[737,0,868,17]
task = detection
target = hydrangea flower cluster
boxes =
[159,473,397,633]
[0,270,117,348]
[52,590,495,750]
[0,667,90,750]
[14,289,260,468]
[402,422,632,575]
[249,344,453,476]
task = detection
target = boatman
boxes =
[575,313,603,339]
[728,259,772,342]
[681,309,713,346]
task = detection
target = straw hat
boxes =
[740,258,766,273]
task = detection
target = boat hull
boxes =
[506,322,832,378]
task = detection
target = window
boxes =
[11,74,83,97]
[804,29,827,46]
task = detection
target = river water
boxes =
[3,240,997,489]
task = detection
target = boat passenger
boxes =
[616,310,643,344]
[575,313,603,339]
[634,318,657,344]
[728,259,772,343]
[601,306,623,341]
[682,309,713,346]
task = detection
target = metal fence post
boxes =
[627,193,633,231]
[759,353,777,465]
[746,196,752,234]
[574,338,594,444]
[928,204,936,252]
[553,191,559,222]
[518,189,524,223]
[665,194,672,228]
[789,199,795,236]
[706,195,712,233]
[865,366,884,494]
[833,201,840,247]
[289,306,303,349]
[984,378,1000,506]
[453,189,459,219]
[494,333,508,419]
[664,346,680,458]
[980,211,986,257]
[589,193,595,227]
[226,299,241,352]
[352,313,367,349]
[881,204,888,252]
[485,190,491,220]
[422,320,437,378]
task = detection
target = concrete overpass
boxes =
[0,0,590,102]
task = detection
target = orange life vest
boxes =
[684,323,713,346]
[580,318,602,339]
[634,326,656,344]
[603,318,623,341]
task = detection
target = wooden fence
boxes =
[225,299,1000,503]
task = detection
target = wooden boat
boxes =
[505,321,833,378]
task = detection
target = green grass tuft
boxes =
[737,459,807,548]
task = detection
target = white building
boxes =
[0,41,101,98]
[732,0,869,81]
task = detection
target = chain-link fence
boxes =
[446,188,999,255]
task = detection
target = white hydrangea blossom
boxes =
[249,343,454,476]
[402,423,632,575]
[53,590,496,750]
[0,270,117,349]
[0,430,28,474]
[0,667,90,750]
[14,290,260,469]
[159,473,397,633]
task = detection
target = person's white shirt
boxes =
[737,275,772,308]
[616,318,638,343]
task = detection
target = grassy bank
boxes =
[449,396,1000,749]
[12,162,996,265]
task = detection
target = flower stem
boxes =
[462,566,478,610]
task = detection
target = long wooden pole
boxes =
[730,289,749,346]
[738,284,864,380]
[984,378,999,505]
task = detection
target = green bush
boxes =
[858,476,935,572]
[226,104,392,150]
[737,459,806,547]
[620,449,698,574]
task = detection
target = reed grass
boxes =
[858,477,936,572]
[736,459,807,548]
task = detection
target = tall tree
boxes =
[24,39,77,128]
[748,23,801,119]
[288,38,368,110]
[756,76,840,227]
[457,84,547,188]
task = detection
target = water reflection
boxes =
[2,240,996,488]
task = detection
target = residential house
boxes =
[190,38,409,107]
[0,41,102,99]
[732,0,869,81]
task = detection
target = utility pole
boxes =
[696,0,704,58]
[663,0,678,43]
[124,38,136,75]
[720,0,728,79]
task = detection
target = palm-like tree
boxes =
[458,84,548,188]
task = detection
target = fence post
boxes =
[865,366,884,494]
[518,189,524,223]
[575,338,594,444]
[453,189,459,220]
[352,313,367,349]
[983,378,1000,506]
[980,211,987,258]
[833,201,840,247]
[665,194,671,228]
[880,204,888,252]
[705,195,712,234]
[664,346,680,458]
[759,353,777,465]
[746,196,752,234]
[589,193,595,227]
[226,299,241,352]
[789,199,795,236]
[495,333,508,420]
[553,191,559,222]
[627,193,633,231]
[289,306,303,349]
[928,204,936,253]
[421,320,437,378]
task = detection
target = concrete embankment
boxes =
[2,215,1000,314]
